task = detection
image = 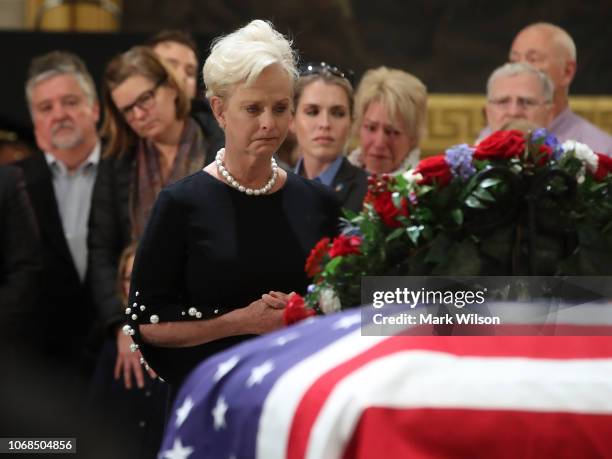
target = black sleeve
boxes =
[342,170,368,214]
[318,181,343,238]
[88,159,126,331]
[0,166,41,337]
[126,188,190,337]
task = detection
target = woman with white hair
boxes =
[125,20,340,387]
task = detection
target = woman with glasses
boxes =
[124,20,340,388]
[348,66,428,175]
[88,46,208,396]
[291,62,367,212]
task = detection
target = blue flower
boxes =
[445,144,476,180]
[544,135,564,160]
[532,128,549,141]
[532,129,563,160]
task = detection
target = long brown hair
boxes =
[101,46,191,158]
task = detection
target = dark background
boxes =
[3,0,611,143]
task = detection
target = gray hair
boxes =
[203,19,298,99]
[487,62,554,103]
[25,51,97,111]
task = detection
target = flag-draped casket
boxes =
[158,308,612,458]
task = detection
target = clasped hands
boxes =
[242,290,295,335]
[261,290,295,309]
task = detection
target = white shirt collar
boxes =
[44,141,101,172]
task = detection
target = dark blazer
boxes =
[87,150,134,332]
[88,123,210,332]
[15,152,98,361]
[331,157,368,213]
[0,165,41,346]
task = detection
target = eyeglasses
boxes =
[120,79,165,121]
[299,62,355,87]
[488,96,550,111]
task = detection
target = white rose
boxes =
[402,169,423,185]
[562,140,598,173]
[319,288,342,315]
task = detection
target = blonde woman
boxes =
[349,66,427,174]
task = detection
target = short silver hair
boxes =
[25,51,97,112]
[203,19,298,99]
[487,62,554,103]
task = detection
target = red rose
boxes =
[474,130,526,161]
[373,191,409,228]
[415,155,453,187]
[594,153,612,181]
[305,237,330,277]
[536,144,553,165]
[283,294,316,325]
[329,235,362,258]
[364,174,393,205]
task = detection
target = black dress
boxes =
[128,170,340,386]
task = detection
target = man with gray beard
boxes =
[16,51,101,384]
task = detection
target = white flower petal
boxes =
[319,288,342,315]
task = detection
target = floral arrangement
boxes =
[283,129,612,322]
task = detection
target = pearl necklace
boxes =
[214,148,278,196]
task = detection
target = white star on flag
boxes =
[246,360,274,387]
[333,314,361,329]
[175,396,194,428]
[214,355,240,381]
[212,396,228,430]
[161,437,194,459]
[274,332,299,346]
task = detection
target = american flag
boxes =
[159,308,612,459]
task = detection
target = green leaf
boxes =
[451,209,463,225]
[341,209,358,220]
[324,256,344,275]
[386,228,405,243]
[473,187,496,202]
[465,196,486,209]
[479,177,502,188]
[395,174,408,188]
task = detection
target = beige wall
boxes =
[0,0,25,29]
[421,94,612,156]
[24,0,121,31]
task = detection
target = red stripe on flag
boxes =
[342,407,612,459]
[286,336,612,459]
[400,323,612,337]
[492,324,612,336]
